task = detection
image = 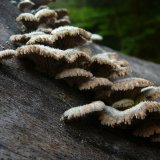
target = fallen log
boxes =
[0,0,160,159]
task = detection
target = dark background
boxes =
[49,0,160,63]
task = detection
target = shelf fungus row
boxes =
[10,26,91,49]
[61,101,160,126]
[1,0,159,142]
[16,7,70,30]
[18,0,57,11]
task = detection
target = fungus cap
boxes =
[0,49,16,60]
[55,68,93,80]
[10,31,46,44]
[55,8,69,19]
[35,8,57,23]
[16,13,38,22]
[112,99,135,109]
[61,101,106,121]
[79,77,113,91]
[139,86,160,101]
[18,0,35,11]
[27,26,92,49]
[100,101,160,126]
[62,101,160,124]
[112,77,152,91]
[16,45,91,64]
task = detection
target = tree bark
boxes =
[0,0,160,159]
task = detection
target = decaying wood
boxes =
[1,0,160,159]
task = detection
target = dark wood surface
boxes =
[0,1,160,159]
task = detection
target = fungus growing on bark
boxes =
[79,77,113,91]
[16,13,38,29]
[55,8,69,19]
[16,44,91,62]
[133,121,160,138]
[16,44,91,75]
[61,101,160,126]
[18,0,35,12]
[6,0,160,142]
[55,68,93,86]
[137,86,160,101]
[27,34,54,46]
[63,49,91,65]
[91,53,117,68]
[90,53,129,78]
[91,34,103,41]
[109,66,130,79]
[61,100,160,128]
[112,99,135,110]
[10,31,47,45]
[99,101,160,126]
[0,50,16,61]
[52,9,70,28]
[112,78,152,91]
[27,26,92,49]
[53,16,71,28]
[49,26,91,41]
[97,77,153,104]
[35,8,57,24]
[55,68,93,80]
[61,101,105,121]
[16,8,57,30]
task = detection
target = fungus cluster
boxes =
[17,3,70,31]
[1,0,160,142]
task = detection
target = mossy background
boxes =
[49,0,160,63]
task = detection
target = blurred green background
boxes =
[50,0,160,63]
